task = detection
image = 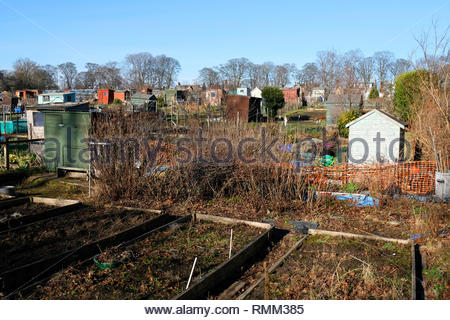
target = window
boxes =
[104,92,107,96]
[43,95,50,102]
[33,112,44,127]
[211,92,216,97]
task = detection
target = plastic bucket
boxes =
[435,171,449,201]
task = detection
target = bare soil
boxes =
[0,206,158,272]
[246,235,412,300]
[27,221,262,300]
[0,202,56,224]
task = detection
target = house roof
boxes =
[131,94,156,100]
[345,109,407,129]
[39,92,72,96]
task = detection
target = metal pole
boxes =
[4,136,9,170]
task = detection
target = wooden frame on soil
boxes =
[9,214,275,300]
[0,197,81,231]
[238,230,422,300]
[1,208,175,297]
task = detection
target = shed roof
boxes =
[34,102,90,112]
[39,92,72,96]
[345,109,407,129]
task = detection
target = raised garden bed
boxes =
[0,197,81,231]
[25,215,269,300]
[244,234,413,300]
[0,206,165,275]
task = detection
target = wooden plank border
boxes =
[237,235,308,300]
[175,223,275,300]
[308,228,411,245]
[1,212,180,296]
[0,198,82,232]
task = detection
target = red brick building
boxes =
[281,88,300,106]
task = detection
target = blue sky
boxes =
[0,0,449,83]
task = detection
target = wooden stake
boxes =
[229,229,233,259]
[4,136,9,170]
[186,257,197,290]
[264,262,269,300]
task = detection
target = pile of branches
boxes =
[90,109,308,206]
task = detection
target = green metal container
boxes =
[43,111,91,171]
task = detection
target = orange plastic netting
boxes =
[292,161,437,195]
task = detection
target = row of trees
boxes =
[197,50,413,96]
[0,53,181,91]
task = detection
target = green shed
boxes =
[40,103,91,172]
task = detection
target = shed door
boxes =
[62,113,90,169]
[44,113,65,171]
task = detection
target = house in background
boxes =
[281,88,300,106]
[113,90,130,102]
[311,87,325,102]
[38,92,75,105]
[205,86,225,106]
[16,89,40,101]
[139,87,153,95]
[237,87,250,96]
[97,89,114,104]
[346,109,407,165]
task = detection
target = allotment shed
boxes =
[40,102,91,172]
[226,95,262,123]
[346,109,407,165]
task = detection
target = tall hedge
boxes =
[394,70,428,122]
[262,87,285,119]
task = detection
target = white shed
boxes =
[251,87,262,98]
[346,109,407,165]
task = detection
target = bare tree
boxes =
[373,51,395,92]
[218,57,250,90]
[125,52,154,88]
[390,58,412,79]
[316,50,340,97]
[258,61,275,87]
[357,56,374,89]
[342,50,363,91]
[197,67,220,87]
[13,58,39,89]
[161,56,181,89]
[246,62,260,88]
[274,63,295,88]
[295,62,319,90]
[58,62,78,89]
[410,21,449,171]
